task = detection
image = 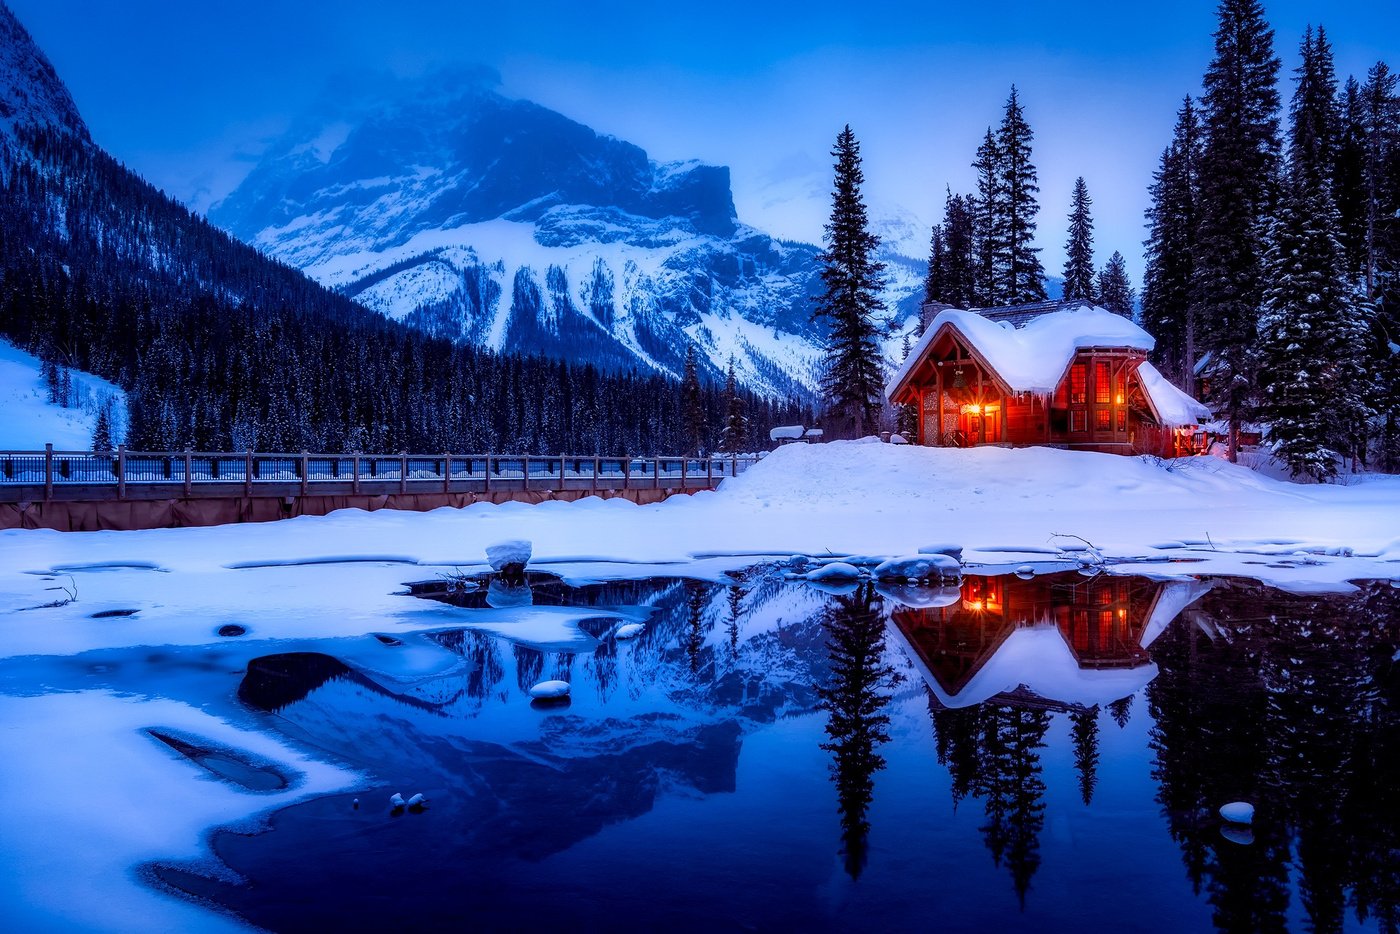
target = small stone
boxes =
[1219,801,1254,825]
[528,680,570,700]
[217,624,246,637]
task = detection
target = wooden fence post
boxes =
[653,457,660,489]
[400,453,407,495]
[623,457,630,491]
[560,454,567,492]
[352,455,360,495]
[183,450,192,497]
[483,456,491,493]
[592,456,599,493]
[300,452,308,497]
[443,453,451,494]
[681,456,688,489]
[44,443,53,502]
[117,445,126,500]
[706,455,712,488]
[244,452,253,497]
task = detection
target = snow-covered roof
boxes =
[887,304,1155,401]
[1137,362,1212,427]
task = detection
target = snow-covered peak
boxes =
[0,2,88,148]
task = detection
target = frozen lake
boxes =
[6,563,1392,931]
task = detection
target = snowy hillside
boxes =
[0,3,88,146]
[211,72,926,397]
[0,339,125,449]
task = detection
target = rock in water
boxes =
[389,792,406,809]
[918,543,964,561]
[614,623,645,640]
[486,540,532,573]
[873,554,960,582]
[528,680,570,700]
[1219,801,1254,825]
[1015,565,1036,580]
[805,562,862,582]
[406,793,427,809]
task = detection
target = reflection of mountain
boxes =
[889,573,1212,711]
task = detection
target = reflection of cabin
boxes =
[886,572,1204,709]
[886,300,1210,457]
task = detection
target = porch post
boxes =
[935,366,944,447]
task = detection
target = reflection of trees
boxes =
[1147,580,1400,933]
[1071,707,1100,805]
[514,644,545,692]
[726,580,746,657]
[927,695,1051,903]
[817,581,894,879]
[1108,694,1133,728]
[685,580,711,673]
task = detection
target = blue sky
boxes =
[10,0,1399,282]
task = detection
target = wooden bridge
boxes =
[0,445,760,532]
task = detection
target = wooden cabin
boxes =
[887,300,1210,458]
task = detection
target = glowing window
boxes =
[1070,364,1087,404]
[1071,410,1087,432]
[1096,409,1111,430]
[1095,362,1111,404]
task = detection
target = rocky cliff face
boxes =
[213,71,924,397]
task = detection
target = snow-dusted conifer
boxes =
[1062,177,1096,301]
[1192,0,1282,461]
[719,361,747,452]
[1096,252,1136,318]
[812,125,886,439]
[1142,96,1202,390]
[994,87,1047,304]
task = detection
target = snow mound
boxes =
[486,539,531,571]
[805,562,862,582]
[873,554,960,581]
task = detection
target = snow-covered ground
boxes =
[1,440,1398,930]
[0,338,126,449]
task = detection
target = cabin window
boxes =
[1070,364,1087,404]
[1095,362,1111,404]
[1071,410,1087,432]
[1096,409,1111,430]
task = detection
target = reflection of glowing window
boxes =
[1070,364,1086,403]
[1117,409,1127,431]
[1096,409,1111,430]
[1095,362,1111,403]
[1071,410,1087,432]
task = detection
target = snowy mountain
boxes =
[212,72,926,398]
[0,5,87,147]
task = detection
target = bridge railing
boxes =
[0,446,762,503]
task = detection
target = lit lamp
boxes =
[1115,393,1125,405]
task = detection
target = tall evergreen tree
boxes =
[940,190,978,309]
[812,125,887,438]
[1192,0,1282,462]
[994,87,1048,304]
[1289,26,1339,191]
[923,222,947,306]
[91,399,113,452]
[1070,707,1101,806]
[1143,97,1203,390]
[719,361,747,452]
[1358,63,1400,470]
[1257,178,1372,479]
[680,345,705,454]
[970,129,1003,307]
[1062,176,1097,301]
[1097,251,1136,317]
[1333,77,1369,280]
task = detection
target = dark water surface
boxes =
[168,568,1400,933]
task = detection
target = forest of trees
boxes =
[0,126,805,455]
[1141,2,1398,475]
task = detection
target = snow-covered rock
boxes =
[389,792,405,809]
[528,680,570,700]
[486,540,531,572]
[890,433,909,445]
[805,562,862,582]
[872,554,960,582]
[918,543,964,561]
[406,793,427,809]
[614,623,645,640]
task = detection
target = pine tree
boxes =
[923,222,947,305]
[1062,177,1096,301]
[719,361,747,452]
[1097,251,1136,317]
[812,125,887,438]
[1192,0,1282,462]
[91,399,113,452]
[1333,77,1368,280]
[680,344,705,455]
[1143,97,1203,390]
[995,87,1048,304]
[1259,182,1373,480]
[1358,63,1400,470]
[940,190,978,309]
[1070,707,1101,806]
[1289,26,1339,192]
[970,129,1003,306]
